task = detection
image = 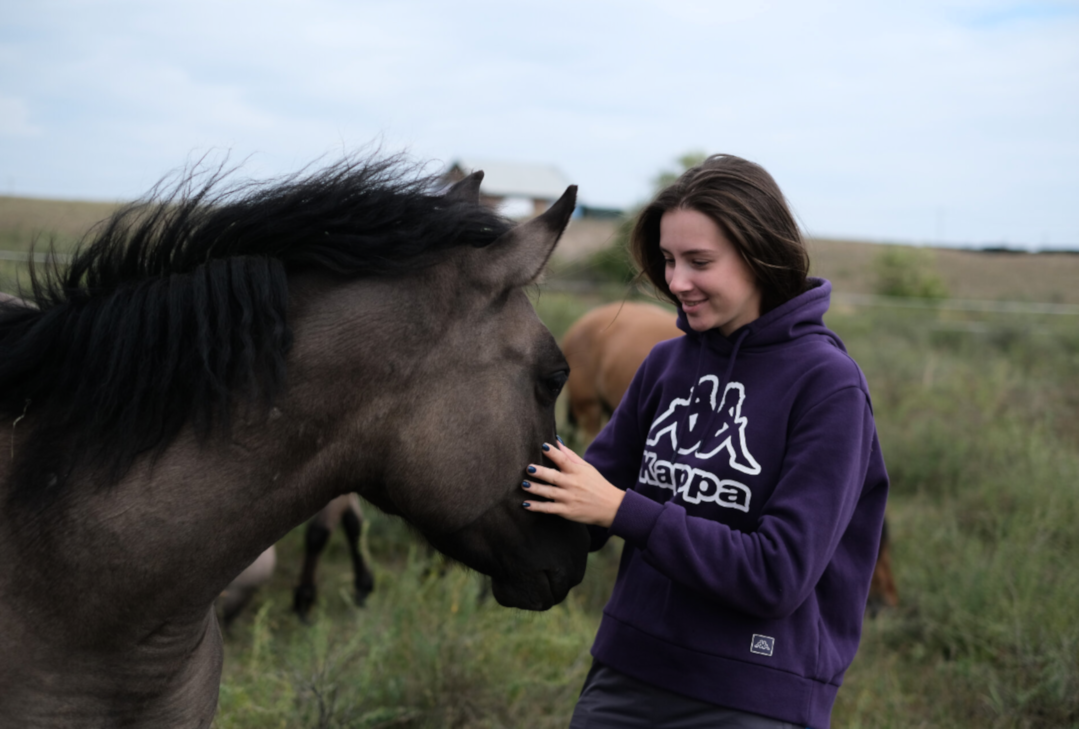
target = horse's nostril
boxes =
[543,567,568,599]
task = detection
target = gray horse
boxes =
[0,158,589,728]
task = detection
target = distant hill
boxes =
[0,196,122,253]
[552,219,1079,306]
[2,196,1077,305]
[808,237,1079,305]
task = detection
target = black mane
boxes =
[0,156,511,500]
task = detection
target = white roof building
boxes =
[444,158,574,218]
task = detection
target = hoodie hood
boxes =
[675,277,845,354]
[663,278,850,509]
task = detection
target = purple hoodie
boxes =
[584,279,888,729]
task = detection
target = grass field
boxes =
[2,196,1077,727]
[208,289,1079,729]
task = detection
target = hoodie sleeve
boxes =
[581,360,651,552]
[608,385,878,619]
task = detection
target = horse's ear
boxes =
[444,171,484,205]
[478,185,577,291]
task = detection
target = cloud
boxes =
[1,0,1076,247]
[0,96,40,137]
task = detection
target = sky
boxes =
[2,0,1078,249]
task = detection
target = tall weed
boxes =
[215,301,1079,728]
[830,308,1079,727]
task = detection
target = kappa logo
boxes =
[750,634,775,657]
[646,377,760,474]
[638,451,751,512]
[639,377,758,511]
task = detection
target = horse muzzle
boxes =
[425,502,589,611]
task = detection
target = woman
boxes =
[522,154,888,729]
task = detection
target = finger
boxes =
[540,442,569,466]
[525,463,562,484]
[542,442,586,471]
[554,439,587,465]
[521,499,564,516]
[520,480,564,502]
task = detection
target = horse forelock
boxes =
[0,154,512,504]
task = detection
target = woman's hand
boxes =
[521,439,625,528]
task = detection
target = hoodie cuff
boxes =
[609,489,664,548]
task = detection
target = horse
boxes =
[217,544,276,632]
[561,301,681,442]
[867,518,899,614]
[0,156,590,728]
[560,301,899,613]
[293,492,374,620]
[216,494,371,629]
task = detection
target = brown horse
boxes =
[562,301,681,442]
[293,493,374,620]
[868,519,899,614]
[0,158,589,728]
[560,301,899,612]
[217,494,372,629]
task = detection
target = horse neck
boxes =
[0,420,260,725]
[109,411,353,614]
[3,404,349,636]
[3,274,401,641]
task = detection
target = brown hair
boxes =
[630,154,809,315]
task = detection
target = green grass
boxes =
[214,517,624,728]
[828,308,1079,728]
[210,293,1079,728]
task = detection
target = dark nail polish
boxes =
[557,435,565,445]
[527,466,536,474]
[522,481,531,489]
[541,443,550,452]
[521,501,531,508]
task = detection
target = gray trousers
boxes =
[569,661,807,729]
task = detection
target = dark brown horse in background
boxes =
[293,493,374,620]
[0,157,590,728]
[560,301,899,612]
[218,492,374,629]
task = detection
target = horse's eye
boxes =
[543,370,569,398]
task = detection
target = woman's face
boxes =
[659,207,762,335]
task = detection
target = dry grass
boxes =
[557,219,1079,305]
[0,196,123,294]
[0,195,121,252]
[554,218,623,261]
[809,238,1079,305]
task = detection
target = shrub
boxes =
[874,246,949,299]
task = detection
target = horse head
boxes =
[282,172,589,609]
